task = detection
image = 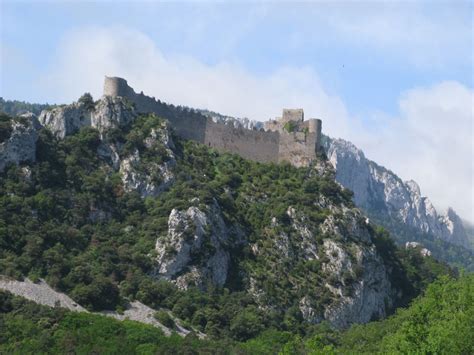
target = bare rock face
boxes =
[155,200,237,289]
[92,96,137,134]
[0,277,85,312]
[324,136,470,249]
[321,239,392,328]
[250,204,396,328]
[39,102,92,138]
[0,113,40,172]
[119,124,176,197]
[39,95,137,139]
[291,206,393,327]
[38,95,175,197]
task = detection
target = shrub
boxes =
[154,310,175,329]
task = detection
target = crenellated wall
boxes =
[103,76,322,167]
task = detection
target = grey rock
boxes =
[39,95,137,138]
[322,240,392,328]
[39,102,92,138]
[92,96,137,134]
[0,114,39,172]
[324,136,470,248]
[155,201,235,289]
[0,277,86,311]
[406,241,432,257]
[119,125,176,197]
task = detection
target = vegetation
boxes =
[0,111,465,349]
[0,97,56,116]
[0,112,13,143]
[283,121,297,133]
[1,274,472,353]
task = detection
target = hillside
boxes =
[323,136,474,271]
[2,272,472,353]
[0,94,455,343]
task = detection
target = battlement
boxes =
[103,76,322,167]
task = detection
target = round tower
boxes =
[103,76,133,97]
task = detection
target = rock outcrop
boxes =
[324,136,470,249]
[0,113,39,172]
[119,124,176,197]
[406,242,432,257]
[295,206,394,327]
[38,95,175,198]
[39,102,92,138]
[155,200,241,290]
[91,96,137,134]
[39,95,137,138]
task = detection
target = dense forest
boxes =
[0,105,471,353]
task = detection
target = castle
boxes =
[104,76,322,167]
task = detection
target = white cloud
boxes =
[361,82,474,222]
[38,26,473,222]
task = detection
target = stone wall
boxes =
[103,76,321,167]
[205,121,279,163]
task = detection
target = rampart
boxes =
[103,76,322,167]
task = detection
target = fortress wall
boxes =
[168,114,207,143]
[103,76,322,167]
[204,121,280,163]
[278,131,317,167]
[133,93,207,142]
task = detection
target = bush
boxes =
[154,310,175,328]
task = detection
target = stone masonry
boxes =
[103,76,322,168]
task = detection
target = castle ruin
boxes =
[104,76,322,167]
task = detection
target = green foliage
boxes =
[78,92,95,110]
[0,109,465,350]
[283,121,297,133]
[154,310,175,328]
[0,112,13,143]
[0,291,229,354]
[0,97,56,116]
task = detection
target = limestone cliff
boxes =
[154,195,399,328]
[0,113,40,172]
[323,136,470,249]
[155,199,243,290]
[39,95,137,138]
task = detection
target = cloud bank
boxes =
[38,26,473,222]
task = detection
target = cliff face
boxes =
[39,96,137,138]
[323,136,470,249]
[0,113,40,172]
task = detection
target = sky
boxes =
[1,0,473,222]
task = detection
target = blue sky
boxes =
[1,0,473,221]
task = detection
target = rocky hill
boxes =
[0,94,451,340]
[323,136,470,249]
